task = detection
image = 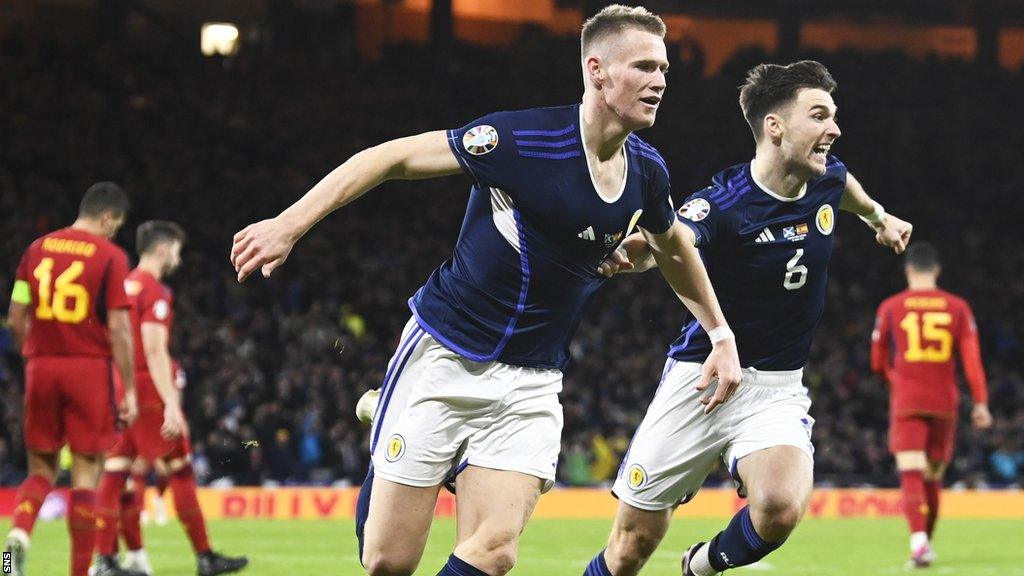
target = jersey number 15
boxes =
[899,311,953,363]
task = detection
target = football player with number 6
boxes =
[583,61,913,576]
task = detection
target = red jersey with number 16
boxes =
[15,228,131,358]
[871,288,987,417]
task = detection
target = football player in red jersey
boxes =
[871,241,992,568]
[92,221,248,576]
[5,182,138,576]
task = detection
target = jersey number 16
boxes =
[33,257,90,324]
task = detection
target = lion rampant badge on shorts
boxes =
[385,434,406,462]
[626,463,648,490]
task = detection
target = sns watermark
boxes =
[2,550,10,574]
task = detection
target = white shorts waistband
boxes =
[675,361,803,388]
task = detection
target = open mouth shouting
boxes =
[811,141,831,163]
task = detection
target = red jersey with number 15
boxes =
[871,288,988,417]
[15,228,131,358]
[123,268,175,407]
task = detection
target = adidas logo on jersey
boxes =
[754,227,775,243]
[578,226,596,241]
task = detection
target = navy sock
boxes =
[355,464,374,564]
[707,507,784,572]
[437,553,488,576]
[583,549,613,576]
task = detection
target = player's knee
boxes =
[163,456,189,473]
[752,493,804,538]
[105,457,131,473]
[361,549,418,576]
[487,546,518,575]
[468,529,519,575]
[607,522,661,570]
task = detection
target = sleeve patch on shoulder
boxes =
[463,125,499,155]
[153,299,170,320]
[678,198,711,222]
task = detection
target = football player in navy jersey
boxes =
[583,61,913,576]
[231,6,742,576]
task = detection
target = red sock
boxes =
[95,472,128,556]
[10,474,52,535]
[170,465,210,553]
[120,476,144,551]
[68,489,97,576]
[924,480,941,538]
[900,470,928,534]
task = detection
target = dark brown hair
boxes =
[739,60,837,140]
[79,181,130,218]
[136,220,186,255]
[905,241,940,271]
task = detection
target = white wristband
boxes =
[707,325,735,344]
[858,201,886,226]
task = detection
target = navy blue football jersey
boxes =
[669,156,847,370]
[410,104,675,369]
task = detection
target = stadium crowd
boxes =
[1,25,1022,490]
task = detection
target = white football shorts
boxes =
[370,318,563,492]
[613,359,814,511]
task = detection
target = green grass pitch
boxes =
[20,518,1024,575]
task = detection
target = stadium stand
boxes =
[1,31,1021,490]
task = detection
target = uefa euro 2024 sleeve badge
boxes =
[463,125,499,156]
[678,198,711,222]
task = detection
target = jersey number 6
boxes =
[783,249,808,291]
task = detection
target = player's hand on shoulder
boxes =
[161,404,189,439]
[971,403,993,429]
[596,247,634,277]
[697,338,743,415]
[874,213,913,254]
[120,391,139,426]
[231,217,296,282]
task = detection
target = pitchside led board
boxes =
[2,488,1018,521]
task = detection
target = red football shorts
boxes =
[24,356,118,454]
[889,414,957,463]
[109,395,191,462]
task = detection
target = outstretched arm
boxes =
[231,131,462,282]
[839,172,913,254]
[643,221,742,413]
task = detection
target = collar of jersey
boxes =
[578,104,628,204]
[749,158,807,202]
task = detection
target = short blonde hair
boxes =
[581,5,666,56]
